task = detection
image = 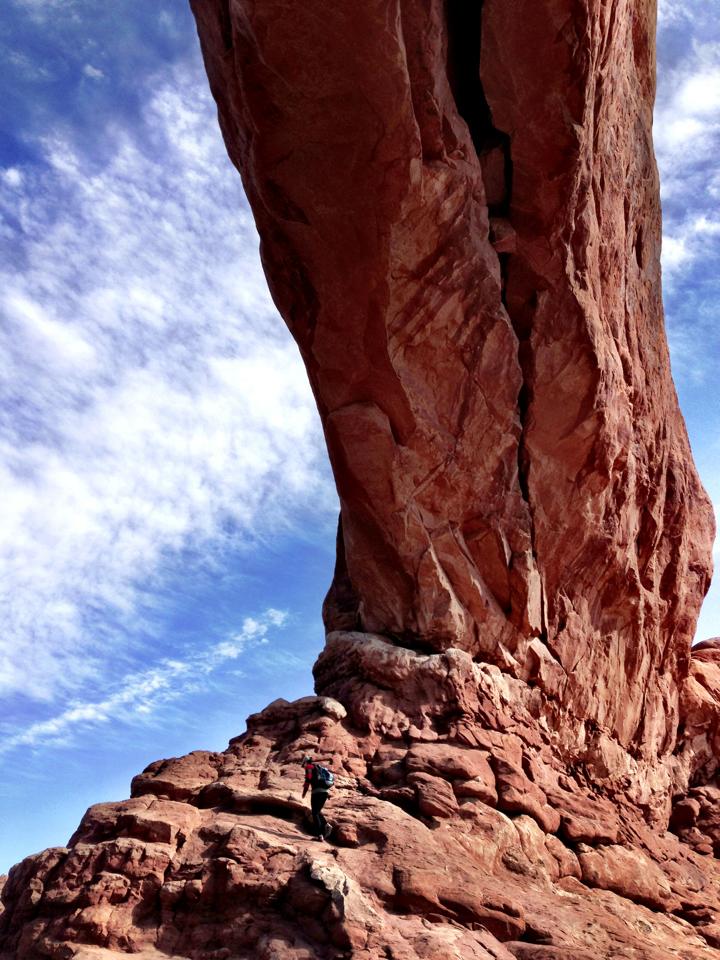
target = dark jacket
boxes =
[303,762,330,795]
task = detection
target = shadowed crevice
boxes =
[445,0,511,216]
[445,0,543,636]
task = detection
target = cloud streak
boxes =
[0,608,289,755]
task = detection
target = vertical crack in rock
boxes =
[218,0,232,50]
[445,0,509,189]
[445,0,543,636]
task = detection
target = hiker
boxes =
[301,755,334,840]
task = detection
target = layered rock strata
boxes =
[2,657,720,959]
[1,0,718,958]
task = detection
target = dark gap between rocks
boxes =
[446,0,544,639]
[219,0,233,51]
[445,0,511,216]
[445,0,510,197]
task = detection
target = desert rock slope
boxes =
[1,1,719,957]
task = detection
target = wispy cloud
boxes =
[654,36,720,393]
[656,40,720,275]
[82,64,104,80]
[653,26,720,642]
[0,62,334,704]
[658,0,696,26]
[661,215,720,278]
[0,609,289,755]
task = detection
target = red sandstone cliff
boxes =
[1,1,718,958]
[188,0,714,784]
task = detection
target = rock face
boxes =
[188,0,714,775]
[3,679,720,959]
[1,0,719,958]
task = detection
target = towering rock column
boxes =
[190,0,713,762]
[1,7,719,959]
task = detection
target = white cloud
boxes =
[265,608,289,626]
[662,214,720,277]
[655,43,720,207]
[655,39,720,404]
[0,63,334,704]
[657,0,698,26]
[82,63,104,80]
[2,167,23,188]
[658,115,706,151]
[678,70,720,115]
[661,234,691,271]
[5,292,98,367]
[0,608,287,754]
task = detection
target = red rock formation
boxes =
[1,0,719,958]
[188,0,714,782]
[2,688,720,958]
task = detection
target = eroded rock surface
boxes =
[1,0,719,957]
[2,684,720,959]
[188,0,714,772]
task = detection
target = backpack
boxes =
[313,764,335,788]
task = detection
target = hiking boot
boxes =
[323,822,333,840]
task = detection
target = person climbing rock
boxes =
[301,755,334,840]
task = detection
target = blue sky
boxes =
[0,0,718,874]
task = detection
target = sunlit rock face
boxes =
[3,690,720,959]
[189,0,713,766]
[1,1,719,959]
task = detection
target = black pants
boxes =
[311,791,328,836]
